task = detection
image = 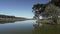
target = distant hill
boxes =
[0,15,27,22]
[0,15,15,18]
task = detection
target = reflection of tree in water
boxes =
[32,21,44,34]
[32,21,59,34]
[33,24,41,34]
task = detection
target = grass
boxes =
[37,19,60,24]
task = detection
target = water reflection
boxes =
[33,21,44,34]
[0,20,26,24]
[0,20,35,34]
[0,21,15,24]
[0,20,59,34]
[33,21,60,34]
[34,21,44,27]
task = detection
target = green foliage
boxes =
[51,0,59,3]
[32,3,47,20]
[32,4,42,10]
[49,0,60,8]
[0,15,15,18]
[32,0,60,24]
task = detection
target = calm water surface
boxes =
[0,20,60,34]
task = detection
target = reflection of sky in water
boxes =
[0,20,35,34]
[0,20,59,34]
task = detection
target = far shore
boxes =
[0,18,28,22]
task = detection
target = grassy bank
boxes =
[37,19,60,24]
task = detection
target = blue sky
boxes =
[0,0,50,18]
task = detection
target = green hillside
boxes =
[0,15,27,22]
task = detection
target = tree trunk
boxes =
[53,18,57,24]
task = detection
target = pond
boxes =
[0,20,60,34]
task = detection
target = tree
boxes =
[32,3,46,20]
[44,0,60,24]
[32,0,60,24]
